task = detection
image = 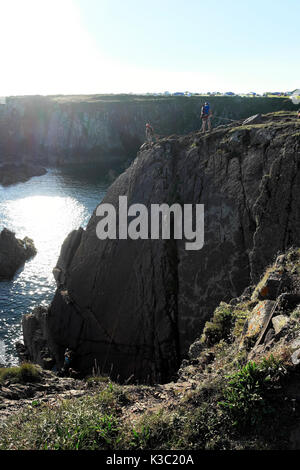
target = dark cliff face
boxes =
[0,95,296,168]
[0,228,37,281]
[24,112,300,382]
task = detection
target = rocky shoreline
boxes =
[0,228,37,281]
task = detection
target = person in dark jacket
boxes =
[201,102,212,132]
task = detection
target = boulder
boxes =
[188,340,203,360]
[245,301,275,339]
[291,349,300,366]
[272,315,289,335]
[0,228,37,281]
[290,337,300,352]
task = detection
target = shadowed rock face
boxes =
[0,229,37,281]
[23,113,300,382]
[0,162,46,186]
[0,95,296,167]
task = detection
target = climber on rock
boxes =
[201,102,212,133]
[62,348,75,377]
[145,123,155,144]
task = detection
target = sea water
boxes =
[0,164,108,365]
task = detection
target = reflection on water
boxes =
[0,166,108,364]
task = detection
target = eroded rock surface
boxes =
[23,113,300,382]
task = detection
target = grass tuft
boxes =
[0,363,41,384]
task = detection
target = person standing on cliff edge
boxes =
[145,123,155,144]
[201,102,212,132]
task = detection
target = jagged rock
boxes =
[256,270,285,301]
[188,340,203,359]
[272,315,289,335]
[23,113,300,382]
[0,228,37,281]
[22,307,51,367]
[277,293,300,312]
[291,349,300,366]
[15,342,29,362]
[242,113,262,125]
[245,301,275,339]
[264,328,275,344]
[53,228,83,287]
[276,254,286,266]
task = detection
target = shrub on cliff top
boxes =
[0,363,41,384]
[219,356,286,431]
[201,302,235,346]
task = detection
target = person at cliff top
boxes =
[201,102,212,132]
[145,123,155,144]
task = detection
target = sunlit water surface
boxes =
[0,166,108,365]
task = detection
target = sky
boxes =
[0,0,299,96]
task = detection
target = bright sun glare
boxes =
[5,195,85,248]
[0,0,200,96]
[0,0,105,95]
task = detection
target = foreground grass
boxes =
[1,249,299,450]
[0,363,41,384]
[0,356,295,450]
[0,383,130,450]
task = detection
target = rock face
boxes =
[23,113,300,382]
[22,307,50,367]
[0,95,296,167]
[0,162,46,186]
[0,229,37,280]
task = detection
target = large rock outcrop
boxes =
[23,112,300,382]
[0,229,37,280]
[0,95,296,167]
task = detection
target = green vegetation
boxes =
[200,300,254,346]
[1,249,300,450]
[201,302,235,346]
[86,375,111,385]
[219,356,285,431]
[0,363,41,384]
[0,355,295,450]
[0,382,129,450]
